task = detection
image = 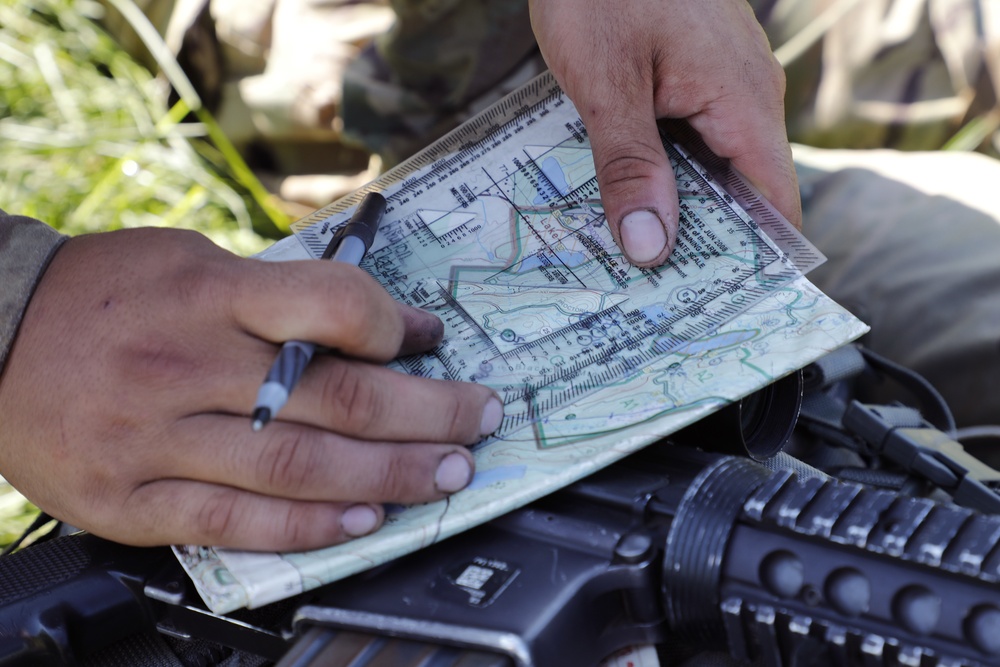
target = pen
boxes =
[251,192,387,431]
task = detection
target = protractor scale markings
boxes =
[291,72,824,439]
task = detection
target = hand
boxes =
[529,0,801,267]
[0,228,503,550]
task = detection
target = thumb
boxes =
[582,95,678,267]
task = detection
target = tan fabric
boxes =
[0,214,67,374]
[795,146,1000,425]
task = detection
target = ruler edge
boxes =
[284,70,827,437]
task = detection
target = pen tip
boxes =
[251,407,271,432]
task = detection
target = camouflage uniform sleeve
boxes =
[341,0,543,166]
[0,212,67,373]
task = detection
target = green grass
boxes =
[0,486,46,548]
[0,0,287,253]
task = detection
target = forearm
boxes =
[0,211,67,373]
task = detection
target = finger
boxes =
[680,51,801,229]
[579,78,678,267]
[397,303,444,356]
[168,415,477,503]
[691,110,802,230]
[286,355,503,443]
[117,479,387,550]
[232,259,407,363]
[187,341,502,443]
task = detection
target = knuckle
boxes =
[278,504,309,546]
[371,452,411,500]
[442,390,472,443]
[596,144,665,194]
[320,361,383,432]
[89,400,144,445]
[194,489,242,543]
[288,505,347,548]
[323,269,383,344]
[768,54,786,85]
[73,482,115,530]
[256,430,321,491]
[173,259,233,315]
[734,50,785,102]
[757,53,786,98]
[118,334,200,390]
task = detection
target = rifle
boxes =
[1,349,998,667]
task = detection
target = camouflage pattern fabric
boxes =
[343,0,1000,160]
[340,0,544,166]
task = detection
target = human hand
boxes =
[529,0,801,267]
[0,228,502,550]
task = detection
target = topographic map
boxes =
[175,72,869,614]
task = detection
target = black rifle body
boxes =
[1,447,998,667]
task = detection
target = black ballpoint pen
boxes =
[251,192,387,431]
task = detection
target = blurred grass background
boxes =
[0,0,287,252]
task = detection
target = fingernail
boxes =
[341,504,380,537]
[620,210,668,264]
[480,396,504,436]
[435,452,473,493]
